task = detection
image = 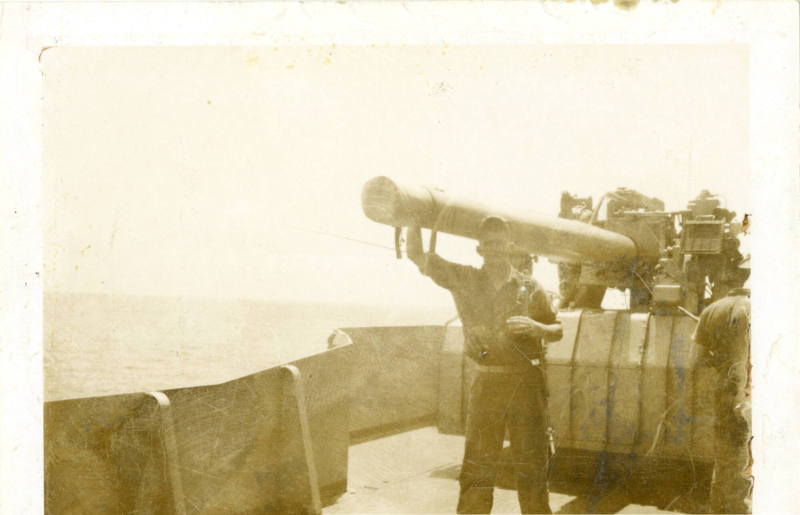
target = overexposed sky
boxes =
[43,45,749,307]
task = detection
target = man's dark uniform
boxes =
[418,252,556,514]
[692,293,751,514]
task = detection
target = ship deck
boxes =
[325,426,708,514]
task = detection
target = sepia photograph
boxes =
[1,2,798,514]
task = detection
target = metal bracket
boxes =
[146,391,188,515]
[394,227,402,259]
[280,365,322,515]
[567,309,585,446]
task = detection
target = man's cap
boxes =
[477,216,512,243]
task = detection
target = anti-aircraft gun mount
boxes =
[359,175,753,502]
[362,176,749,316]
[557,187,748,314]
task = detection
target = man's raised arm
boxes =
[405,225,473,291]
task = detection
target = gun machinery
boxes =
[362,176,748,314]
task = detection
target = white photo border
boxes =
[1,1,797,512]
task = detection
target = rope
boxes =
[632,270,653,295]
[677,306,700,322]
[644,398,681,457]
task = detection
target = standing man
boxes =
[406,216,563,514]
[692,288,751,514]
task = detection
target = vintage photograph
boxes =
[39,42,757,514]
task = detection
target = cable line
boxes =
[286,225,397,251]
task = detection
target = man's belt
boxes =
[475,358,541,374]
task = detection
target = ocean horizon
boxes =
[44,291,456,402]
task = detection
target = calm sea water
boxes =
[44,292,454,401]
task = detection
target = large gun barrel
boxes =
[362,176,642,264]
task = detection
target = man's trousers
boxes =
[457,367,551,514]
[710,379,751,514]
